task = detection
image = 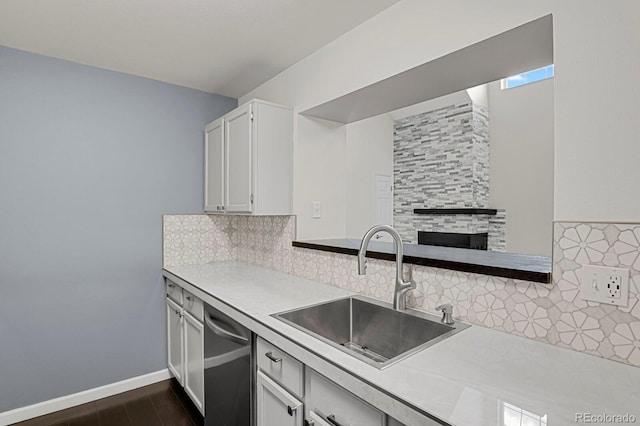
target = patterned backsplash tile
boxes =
[163,214,294,269]
[162,215,640,368]
[163,215,237,266]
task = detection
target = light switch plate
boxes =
[579,265,629,307]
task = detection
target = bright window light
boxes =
[502,402,548,426]
[502,65,554,89]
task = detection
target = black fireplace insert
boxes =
[418,231,488,250]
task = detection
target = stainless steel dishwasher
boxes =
[203,303,253,426]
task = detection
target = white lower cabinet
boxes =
[305,368,385,426]
[256,338,400,426]
[183,311,205,415]
[167,297,184,385]
[168,293,410,425]
[165,280,205,416]
[257,370,304,426]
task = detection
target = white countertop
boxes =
[163,261,640,426]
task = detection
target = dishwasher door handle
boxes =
[205,313,249,345]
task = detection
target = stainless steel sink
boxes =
[273,296,470,369]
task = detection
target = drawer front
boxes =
[305,369,384,426]
[257,338,304,398]
[183,289,204,323]
[166,280,183,305]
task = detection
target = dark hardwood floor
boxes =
[12,379,204,426]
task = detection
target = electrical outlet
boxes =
[607,275,622,299]
[579,265,629,306]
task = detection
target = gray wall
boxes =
[0,46,237,412]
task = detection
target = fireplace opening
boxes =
[418,231,488,250]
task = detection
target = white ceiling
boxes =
[0,0,400,98]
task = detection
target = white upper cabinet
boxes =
[204,118,225,212]
[204,99,293,215]
[225,103,253,213]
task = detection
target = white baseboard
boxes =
[0,369,172,426]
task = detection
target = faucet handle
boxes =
[436,304,454,325]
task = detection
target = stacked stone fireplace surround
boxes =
[393,102,506,251]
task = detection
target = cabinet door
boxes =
[183,311,205,415]
[205,118,225,213]
[256,370,303,426]
[225,103,253,213]
[167,298,184,385]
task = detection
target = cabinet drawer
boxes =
[257,338,303,398]
[183,290,204,322]
[166,280,183,305]
[305,369,384,426]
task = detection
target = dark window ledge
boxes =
[292,239,551,284]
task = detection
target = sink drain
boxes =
[340,342,388,363]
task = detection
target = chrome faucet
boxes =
[357,225,416,310]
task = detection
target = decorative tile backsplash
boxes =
[552,222,640,366]
[163,215,640,368]
[163,215,236,266]
[163,214,295,269]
